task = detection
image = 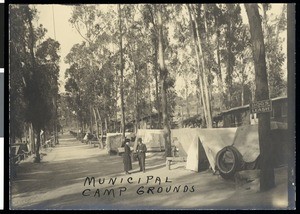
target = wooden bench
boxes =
[166,157,186,170]
[16,150,31,162]
[12,150,30,165]
[11,145,30,177]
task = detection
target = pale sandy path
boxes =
[10,134,289,210]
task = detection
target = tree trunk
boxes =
[89,106,93,134]
[96,108,104,149]
[226,20,234,109]
[147,66,153,128]
[198,4,213,128]
[78,110,84,142]
[92,107,99,138]
[26,123,34,154]
[216,37,222,86]
[76,119,79,138]
[118,4,126,141]
[196,72,203,120]
[105,117,108,134]
[157,5,171,157]
[34,129,41,163]
[134,66,139,133]
[245,3,274,191]
[262,4,270,80]
[26,7,42,153]
[188,4,213,128]
[241,65,246,106]
[25,7,36,71]
[187,4,208,126]
[54,96,58,145]
[185,79,190,118]
[114,66,119,133]
[55,118,58,145]
[153,42,161,129]
[241,84,244,106]
[215,15,224,110]
[196,89,200,116]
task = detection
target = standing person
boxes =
[136,138,147,172]
[123,139,132,174]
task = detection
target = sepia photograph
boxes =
[9,3,295,210]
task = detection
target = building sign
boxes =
[250,99,272,114]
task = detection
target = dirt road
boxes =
[10,134,289,210]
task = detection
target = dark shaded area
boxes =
[0,4,3,67]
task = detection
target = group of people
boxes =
[123,138,147,174]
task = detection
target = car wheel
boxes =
[216,146,243,180]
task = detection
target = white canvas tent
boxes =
[132,128,238,172]
[197,128,237,172]
[171,129,199,171]
[171,128,237,172]
[232,122,288,163]
[134,129,165,152]
[232,125,259,163]
[106,132,134,154]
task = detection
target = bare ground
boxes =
[10,134,290,210]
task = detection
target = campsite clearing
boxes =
[10,134,289,210]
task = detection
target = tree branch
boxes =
[148,5,158,34]
[73,22,92,44]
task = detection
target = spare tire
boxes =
[216,146,243,180]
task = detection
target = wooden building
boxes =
[220,96,287,128]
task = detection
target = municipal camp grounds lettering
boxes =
[82,176,195,197]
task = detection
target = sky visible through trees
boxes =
[8,4,290,195]
[34,4,287,94]
[10,4,288,159]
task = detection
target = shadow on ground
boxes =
[10,134,288,210]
